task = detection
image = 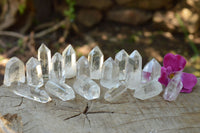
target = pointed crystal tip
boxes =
[38,43,50,51]
[89,46,103,55]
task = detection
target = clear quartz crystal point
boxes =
[50,52,64,83]
[100,57,119,89]
[125,50,142,90]
[62,44,76,79]
[88,46,104,79]
[115,49,129,80]
[73,75,100,100]
[4,57,25,86]
[26,57,43,88]
[163,72,183,101]
[12,83,51,103]
[104,81,127,102]
[38,43,51,79]
[76,56,90,77]
[45,81,75,101]
[142,58,161,83]
[134,79,163,100]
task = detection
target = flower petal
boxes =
[163,53,186,71]
[158,67,169,86]
[180,72,197,93]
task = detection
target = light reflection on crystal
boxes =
[38,43,51,79]
[88,46,104,79]
[100,57,119,89]
[4,57,25,86]
[115,49,129,80]
[73,75,100,100]
[26,57,43,88]
[76,56,90,77]
[62,44,76,79]
[125,50,142,90]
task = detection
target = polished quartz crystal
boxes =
[62,44,76,79]
[4,57,25,86]
[45,81,75,101]
[163,73,183,101]
[115,49,129,80]
[26,57,43,88]
[73,75,100,100]
[76,56,90,77]
[142,58,161,83]
[88,46,104,79]
[38,43,51,79]
[134,79,163,100]
[125,50,142,90]
[100,57,119,89]
[104,81,127,102]
[12,83,51,103]
[50,52,64,83]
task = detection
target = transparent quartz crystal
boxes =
[142,58,161,83]
[134,79,163,100]
[12,83,51,103]
[163,72,183,101]
[125,50,142,90]
[4,57,25,86]
[73,75,100,100]
[38,43,51,79]
[26,57,44,88]
[76,56,90,77]
[50,52,65,83]
[62,44,76,79]
[45,81,75,101]
[115,49,129,80]
[88,46,104,79]
[100,57,119,89]
[104,81,127,102]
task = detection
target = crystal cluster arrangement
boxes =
[3,44,184,103]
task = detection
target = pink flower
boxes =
[158,53,197,93]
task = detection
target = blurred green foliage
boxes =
[64,0,76,21]
[18,3,26,15]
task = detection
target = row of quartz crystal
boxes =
[3,44,164,103]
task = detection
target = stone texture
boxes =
[12,83,51,103]
[142,58,161,83]
[76,56,90,77]
[77,9,102,27]
[100,57,119,89]
[134,79,163,100]
[104,81,127,102]
[107,9,152,25]
[26,57,44,88]
[38,43,51,79]
[125,50,142,90]
[73,75,100,100]
[115,49,129,80]
[45,81,75,101]
[62,44,76,79]
[88,46,104,80]
[116,0,173,10]
[76,0,113,10]
[50,52,64,83]
[163,73,183,101]
[3,57,25,86]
